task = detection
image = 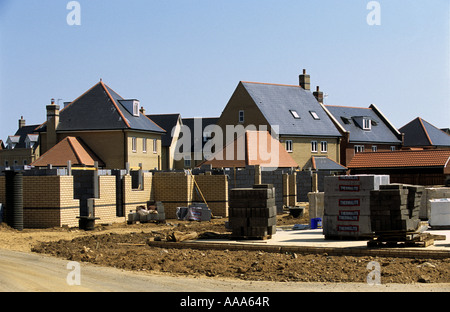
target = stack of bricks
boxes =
[370,184,423,233]
[228,184,277,239]
[323,175,390,239]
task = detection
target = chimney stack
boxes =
[299,69,310,91]
[313,86,324,104]
[46,98,60,152]
[140,106,146,115]
[18,116,25,129]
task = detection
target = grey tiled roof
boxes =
[325,105,402,144]
[241,82,341,138]
[400,117,450,147]
[38,82,165,134]
[147,114,181,147]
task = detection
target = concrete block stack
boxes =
[370,184,424,233]
[228,184,277,239]
[323,175,390,239]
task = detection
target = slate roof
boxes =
[240,82,341,138]
[347,149,450,169]
[36,81,165,134]
[31,136,104,167]
[309,156,347,171]
[147,114,181,147]
[324,104,402,144]
[199,130,299,168]
[6,125,40,149]
[182,117,220,150]
[399,117,450,147]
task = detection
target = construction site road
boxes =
[1,249,449,292]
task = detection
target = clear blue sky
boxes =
[0,0,449,139]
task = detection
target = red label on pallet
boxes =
[338,199,360,206]
[338,210,360,221]
[338,176,360,181]
[339,185,360,192]
[337,225,359,232]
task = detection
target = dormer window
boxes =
[133,102,139,116]
[119,99,140,117]
[363,118,371,130]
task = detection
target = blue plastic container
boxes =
[310,218,322,229]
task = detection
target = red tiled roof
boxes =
[347,149,450,169]
[199,130,299,168]
[31,137,104,167]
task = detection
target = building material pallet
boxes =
[367,231,444,248]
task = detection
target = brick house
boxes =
[0,116,40,167]
[35,81,165,170]
[323,104,403,166]
[216,71,342,170]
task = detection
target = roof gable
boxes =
[43,82,164,133]
[31,136,104,167]
[325,105,402,144]
[400,117,450,147]
[240,82,341,137]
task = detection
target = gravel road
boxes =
[1,249,449,293]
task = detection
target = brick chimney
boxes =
[18,116,25,129]
[46,98,60,152]
[299,69,310,91]
[313,86,324,104]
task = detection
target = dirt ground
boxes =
[1,212,450,284]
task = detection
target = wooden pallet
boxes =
[367,232,442,248]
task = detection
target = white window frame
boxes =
[390,146,396,151]
[354,145,364,153]
[131,137,137,153]
[310,111,320,120]
[321,141,328,153]
[239,110,245,123]
[153,139,158,154]
[290,110,300,119]
[372,145,378,152]
[363,118,371,130]
[142,138,147,153]
[285,140,293,153]
[311,141,318,153]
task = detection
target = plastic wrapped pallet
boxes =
[323,175,390,239]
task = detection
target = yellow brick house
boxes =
[35,81,165,170]
[216,71,343,170]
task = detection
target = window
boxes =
[239,110,244,123]
[285,140,293,152]
[310,111,320,120]
[184,155,191,168]
[390,146,396,151]
[321,141,328,153]
[290,110,300,119]
[341,117,351,125]
[143,138,147,153]
[363,118,371,130]
[133,102,139,116]
[354,145,364,153]
[372,145,378,152]
[131,137,137,152]
[4,161,8,167]
[153,139,158,153]
[311,141,318,152]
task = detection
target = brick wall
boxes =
[193,173,228,217]
[153,172,193,219]
[93,175,124,225]
[23,176,80,228]
[123,172,153,215]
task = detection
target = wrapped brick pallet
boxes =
[323,175,390,239]
[228,184,277,239]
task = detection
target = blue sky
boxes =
[0,0,449,139]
